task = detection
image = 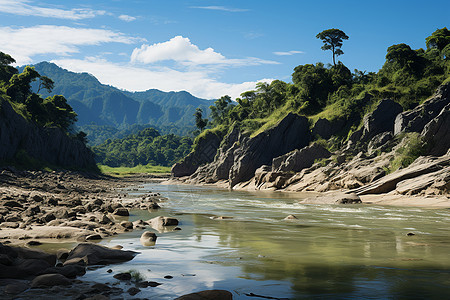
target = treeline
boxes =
[93,127,193,167]
[204,28,449,136]
[0,52,81,139]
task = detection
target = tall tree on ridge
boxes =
[316,28,349,66]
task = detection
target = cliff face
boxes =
[173,113,311,188]
[172,83,450,196]
[0,99,96,169]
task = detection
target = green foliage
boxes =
[426,27,450,52]
[194,107,208,131]
[209,95,233,125]
[388,133,427,172]
[198,28,448,147]
[0,53,80,134]
[98,164,170,176]
[316,28,349,66]
[93,127,193,167]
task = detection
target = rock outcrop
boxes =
[180,113,311,188]
[228,113,310,187]
[421,102,450,156]
[0,99,95,169]
[272,142,331,173]
[171,83,449,199]
[394,83,449,135]
[171,130,224,177]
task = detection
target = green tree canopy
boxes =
[210,95,233,125]
[194,107,208,131]
[316,28,349,66]
[426,27,450,51]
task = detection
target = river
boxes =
[82,183,450,299]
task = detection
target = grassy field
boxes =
[98,164,171,176]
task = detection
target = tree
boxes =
[194,108,208,131]
[0,52,18,83]
[316,29,349,66]
[37,76,54,94]
[210,95,232,125]
[426,27,450,51]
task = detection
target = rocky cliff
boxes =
[171,83,450,197]
[0,99,96,169]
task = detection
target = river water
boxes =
[82,184,450,299]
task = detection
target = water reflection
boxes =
[88,184,450,298]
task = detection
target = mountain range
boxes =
[20,62,212,142]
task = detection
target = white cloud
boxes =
[0,25,142,64]
[119,14,136,22]
[52,57,273,99]
[190,6,249,12]
[0,0,105,19]
[131,36,278,67]
[273,50,304,56]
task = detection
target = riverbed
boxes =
[54,183,450,299]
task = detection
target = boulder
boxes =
[361,99,403,140]
[140,231,157,246]
[0,259,52,279]
[120,221,133,229]
[4,281,29,294]
[175,290,233,300]
[113,207,129,216]
[31,273,71,288]
[149,216,179,228]
[272,142,331,173]
[113,272,131,281]
[64,243,138,266]
[40,264,86,278]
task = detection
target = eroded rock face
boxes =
[312,118,346,139]
[394,82,449,135]
[349,155,450,195]
[171,130,224,177]
[0,99,96,169]
[272,143,331,173]
[362,99,403,141]
[229,113,310,187]
[422,103,450,156]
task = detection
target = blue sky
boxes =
[0,0,448,99]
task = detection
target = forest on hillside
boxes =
[200,28,449,147]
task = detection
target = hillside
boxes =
[22,62,212,142]
[0,53,96,170]
[171,28,450,197]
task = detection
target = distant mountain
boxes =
[21,62,212,139]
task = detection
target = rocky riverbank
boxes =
[0,169,192,299]
[170,83,450,206]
